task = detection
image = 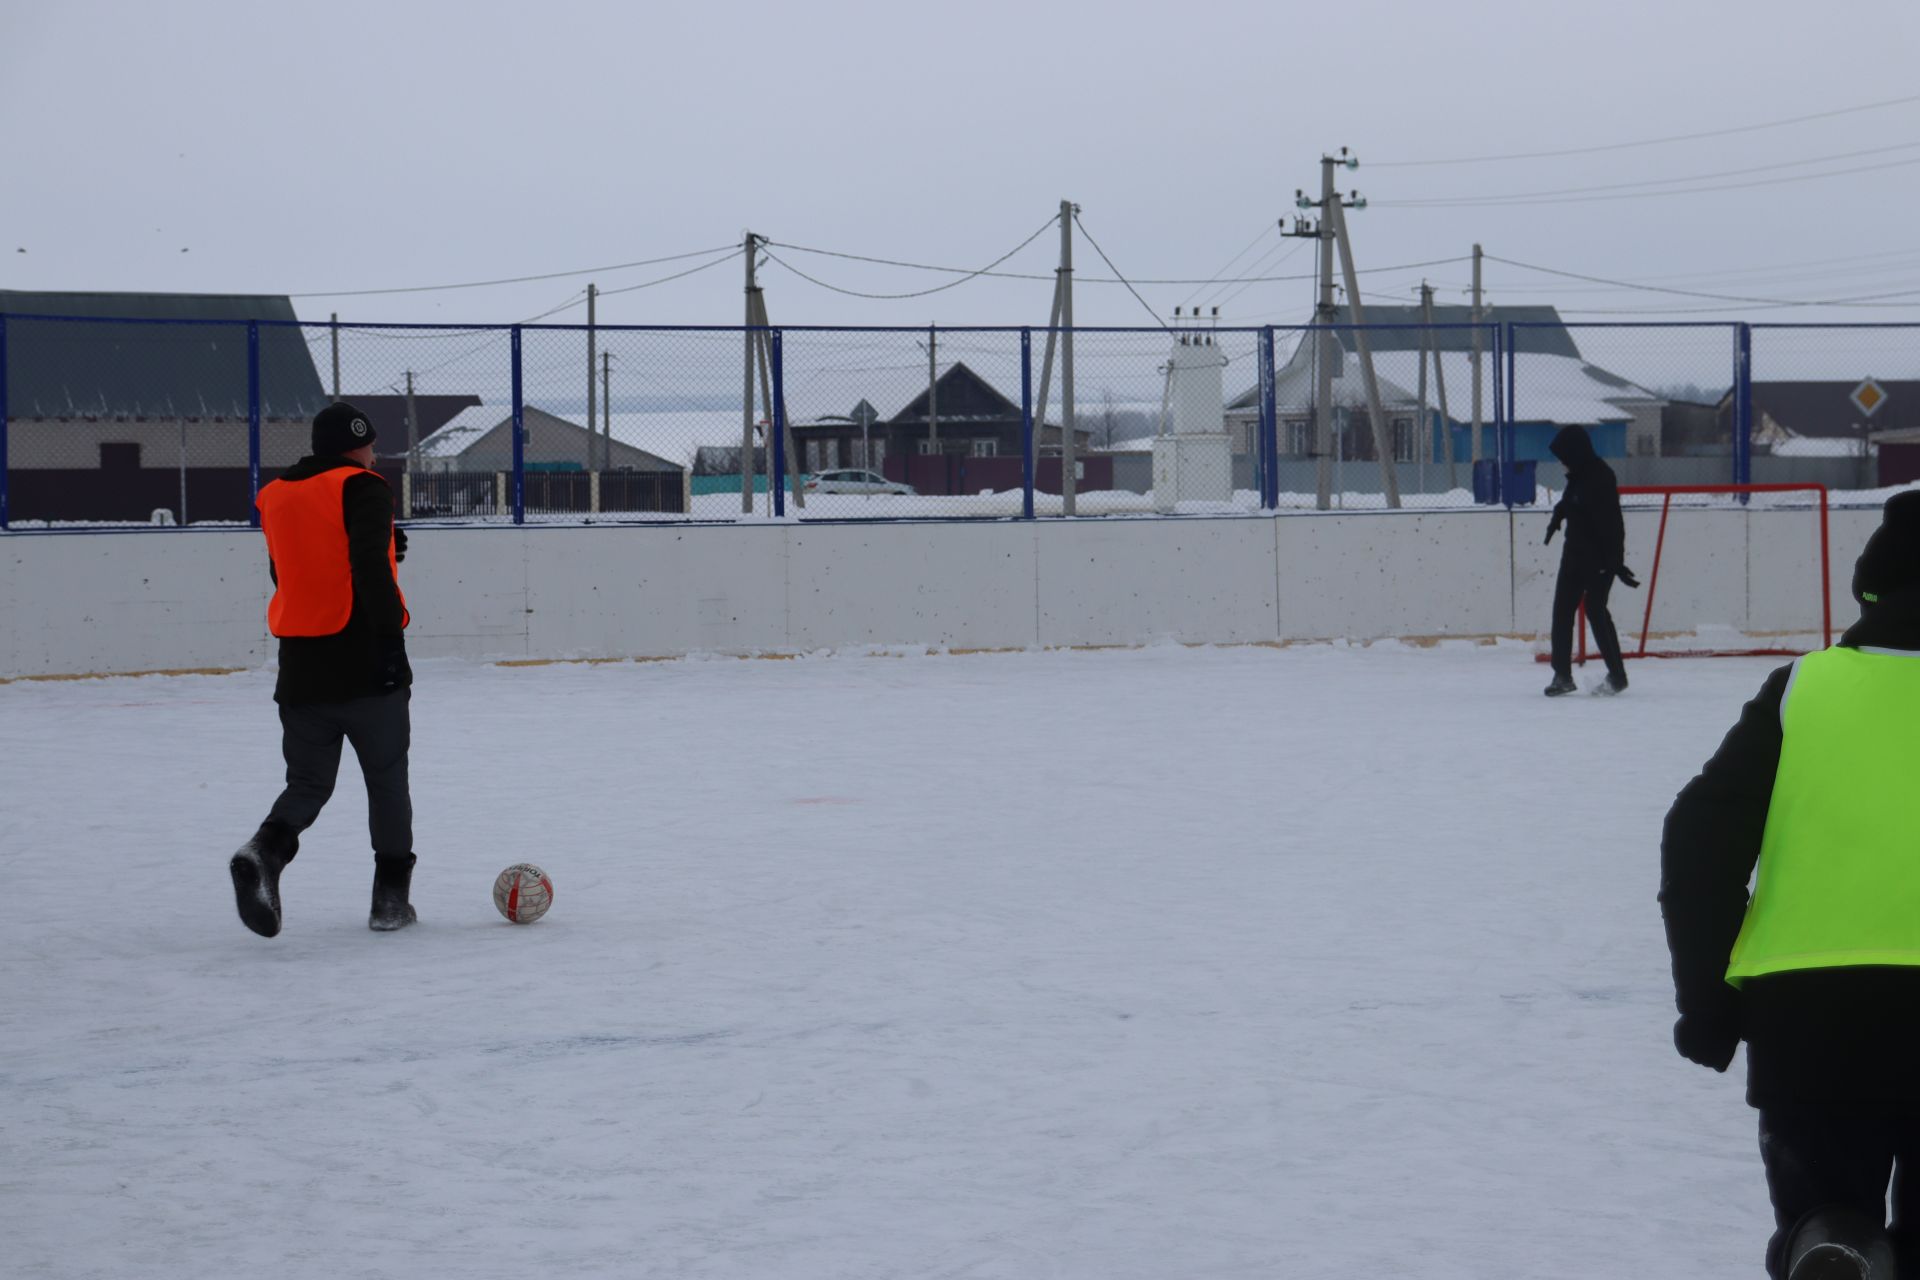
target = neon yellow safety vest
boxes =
[1726,645,1920,984]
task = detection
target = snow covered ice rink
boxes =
[1,643,1786,1279]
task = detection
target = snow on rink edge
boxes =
[0,643,1780,1279]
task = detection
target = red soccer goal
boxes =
[1547,483,1833,664]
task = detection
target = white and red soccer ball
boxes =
[493,863,554,924]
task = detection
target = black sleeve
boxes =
[1659,664,1791,1021]
[1595,470,1626,568]
[342,473,404,636]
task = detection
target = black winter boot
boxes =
[370,853,418,932]
[1544,673,1577,697]
[230,820,298,938]
[1787,1208,1896,1280]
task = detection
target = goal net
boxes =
[1549,483,1833,664]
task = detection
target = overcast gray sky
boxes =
[5,0,1920,340]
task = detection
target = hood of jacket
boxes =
[1548,425,1600,472]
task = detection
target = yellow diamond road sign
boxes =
[1852,377,1888,417]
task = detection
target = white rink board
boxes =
[1279,511,1514,641]
[402,528,530,661]
[524,525,789,658]
[789,522,1037,651]
[0,507,1884,678]
[1036,518,1278,647]
[0,531,273,675]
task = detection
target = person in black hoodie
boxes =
[1661,490,1920,1279]
[228,402,417,938]
[1544,425,1638,696]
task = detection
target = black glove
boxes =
[1673,1012,1739,1072]
[375,637,412,693]
[1615,565,1640,589]
[393,527,409,563]
[1545,514,1563,545]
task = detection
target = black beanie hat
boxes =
[312,402,377,456]
[1852,490,1920,606]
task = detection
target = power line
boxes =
[1181,222,1278,308]
[1369,92,1920,168]
[596,248,746,299]
[1376,155,1920,208]
[1381,140,1920,207]
[764,236,1468,285]
[289,244,739,299]
[761,214,1060,299]
[1069,213,1170,330]
[1211,238,1310,311]
[1487,254,1920,309]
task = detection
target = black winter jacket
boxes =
[1660,588,1920,1108]
[265,456,411,706]
[1548,426,1626,573]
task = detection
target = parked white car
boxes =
[804,469,916,496]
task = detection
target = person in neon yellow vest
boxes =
[1662,490,1920,1280]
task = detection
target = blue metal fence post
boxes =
[1734,323,1753,488]
[1259,326,1279,510]
[510,326,525,525]
[1020,327,1035,519]
[770,328,788,518]
[246,321,262,527]
[0,314,9,531]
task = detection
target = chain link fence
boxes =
[4,313,1914,529]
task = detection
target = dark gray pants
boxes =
[267,689,412,857]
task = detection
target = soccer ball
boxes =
[493,863,554,924]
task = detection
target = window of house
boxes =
[1285,419,1312,456]
[971,439,997,457]
[1392,418,1417,463]
[806,440,823,473]
[870,439,886,472]
[917,441,935,456]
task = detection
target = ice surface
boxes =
[0,644,1786,1278]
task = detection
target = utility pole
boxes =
[1031,200,1077,514]
[1471,243,1484,465]
[1326,190,1400,507]
[1420,281,1457,491]
[602,351,612,469]
[1284,153,1350,509]
[330,312,341,401]
[741,252,805,510]
[742,232,758,514]
[586,283,598,472]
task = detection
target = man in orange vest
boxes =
[231,402,415,937]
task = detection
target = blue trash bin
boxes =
[1472,459,1500,505]
[1506,460,1537,506]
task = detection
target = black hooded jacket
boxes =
[1548,426,1626,573]
[265,455,411,706]
[1660,588,1920,1108]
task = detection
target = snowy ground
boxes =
[0,644,1786,1279]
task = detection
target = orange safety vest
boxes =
[256,467,409,638]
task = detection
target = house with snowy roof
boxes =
[1713,379,1920,458]
[787,363,1083,474]
[1223,306,1665,464]
[416,405,684,474]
